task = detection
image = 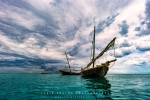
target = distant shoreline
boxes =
[0,73,150,75]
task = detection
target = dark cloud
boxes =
[147,22,150,30]
[136,30,150,36]
[116,40,133,58]
[0,50,64,74]
[0,0,83,74]
[134,61,147,66]
[0,0,59,42]
[45,67,60,74]
[0,53,63,67]
[119,40,130,47]
[118,20,129,35]
[115,45,134,58]
[136,46,150,51]
[68,43,80,56]
[145,0,150,19]
[115,55,123,58]
[49,0,63,7]
[45,64,66,74]
[0,19,32,42]
[140,21,145,25]
[97,14,119,33]
[136,1,150,36]
[123,51,131,56]
[106,14,119,26]
[134,27,141,31]
[115,51,131,58]
[0,54,64,74]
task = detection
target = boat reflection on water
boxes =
[82,77,113,100]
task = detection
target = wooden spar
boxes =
[92,26,96,68]
[84,37,116,69]
[65,52,71,71]
[108,59,117,63]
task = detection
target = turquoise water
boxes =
[0,74,150,100]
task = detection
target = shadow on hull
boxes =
[81,65,109,78]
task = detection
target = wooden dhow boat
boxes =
[81,26,117,78]
[59,52,81,75]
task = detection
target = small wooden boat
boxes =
[41,71,51,74]
[59,52,81,75]
[81,26,117,78]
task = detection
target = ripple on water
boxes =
[0,74,150,100]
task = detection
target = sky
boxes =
[0,0,150,74]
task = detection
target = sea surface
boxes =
[0,74,150,100]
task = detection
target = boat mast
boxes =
[65,51,71,71]
[92,26,96,68]
[84,37,116,69]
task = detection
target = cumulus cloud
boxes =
[118,20,129,36]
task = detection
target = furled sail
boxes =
[104,38,115,52]
[65,51,71,73]
[84,37,116,69]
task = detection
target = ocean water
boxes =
[0,74,150,100]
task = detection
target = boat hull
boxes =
[59,70,81,75]
[81,65,109,78]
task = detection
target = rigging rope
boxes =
[90,42,93,60]
[98,48,100,64]
[105,51,107,61]
[109,46,116,68]
[89,32,93,61]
